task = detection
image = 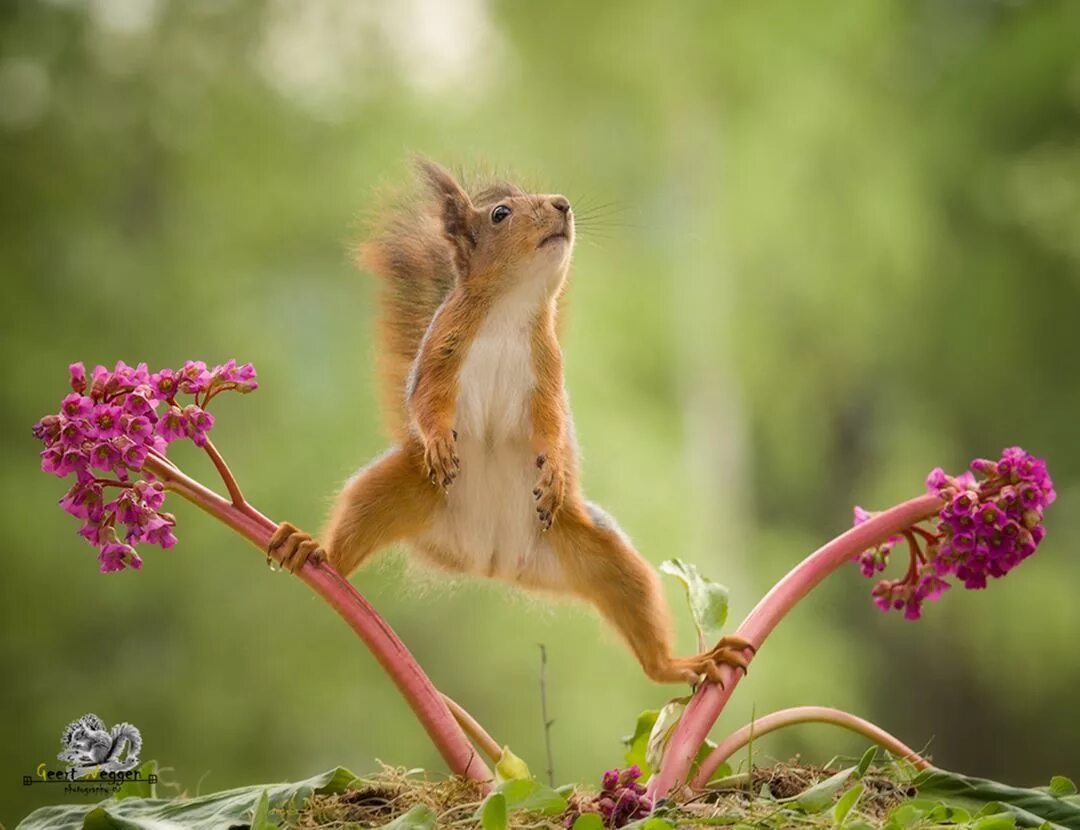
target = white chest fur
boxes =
[418,285,564,588]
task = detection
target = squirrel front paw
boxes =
[267,521,326,574]
[423,429,460,489]
[532,453,565,531]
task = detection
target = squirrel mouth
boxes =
[538,231,569,248]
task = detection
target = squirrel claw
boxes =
[423,432,459,490]
[267,521,326,574]
[672,636,757,688]
[532,454,563,530]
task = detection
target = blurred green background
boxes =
[3,0,1079,823]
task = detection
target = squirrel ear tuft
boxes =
[416,158,476,275]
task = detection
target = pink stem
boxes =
[693,705,929,787]
[142,455,492,785]
[649,493,943,798]
[202,437,247,507]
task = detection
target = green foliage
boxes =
[572,814,606,830]
[659,558,730,646]
[15,766,357,830]
[480,792,508,830]
[833,782,865,826]
[912,768,1080,829]
[490,779,568,817]
[624,709,659,778]
[494,746,532,784]
[378,804,438,830]
[795,767,857,813]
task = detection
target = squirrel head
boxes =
[418,159,574,296]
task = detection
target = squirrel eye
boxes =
[490,205,512,224]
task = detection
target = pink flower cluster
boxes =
[566,766,652,828]
[854,447,1054,620]
[33,360,257,573]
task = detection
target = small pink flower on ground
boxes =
[566,766,651,828]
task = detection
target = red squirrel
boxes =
[268,160,753,684]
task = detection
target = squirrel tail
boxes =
[357,172,456,441]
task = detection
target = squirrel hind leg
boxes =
[323,442,441,577]
[548,501,694,685]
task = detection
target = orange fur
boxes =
[273,159,754,685]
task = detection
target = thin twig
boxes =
[539,644,556,787]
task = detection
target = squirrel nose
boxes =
[551,196,571,215]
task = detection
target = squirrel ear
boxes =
[416,158,476,275]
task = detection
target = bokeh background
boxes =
[3,0,1079,823]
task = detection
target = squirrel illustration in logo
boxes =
[58,713,141,777]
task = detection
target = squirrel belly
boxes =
[416,283,567,588]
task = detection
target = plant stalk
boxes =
[142,454,492,785]
[649,493,943,798]
[694,705,929,786]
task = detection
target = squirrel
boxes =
[268,159,754,684]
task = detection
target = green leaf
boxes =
[494,779,568,816]
[914,767,1080,829]
[572,814,606,830]
[887,802,926,828]
[855,747,877,780]
[659,559,730,644]
[250,791,275,830]
[495,746,531,783]
[113,761,159,801]
[623,818,676,830]
[480,792,508,830]
[15,766,359,830]
[794,766,856,813]
[973,816,1019,830]
[378,804,438,830]
[624,709,659,780]
[1050,778,1079,798]
[646,697,690,773]
[833,781,864,826]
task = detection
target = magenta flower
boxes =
[855,447,1053,619]
[151,368,179,400]
[853,506,901,578]
[61,393,93,420]
[156,406,187,443]
[182,404,214,447]
[69,362,87,394]
[178,360,212,394]
[567,765,651,828]
[99,541,142,573]
[34,359,256,573]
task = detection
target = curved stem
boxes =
[142,454,492,786]
[202,438,247,507]
[442,694,503,763]
[693,706,929,787]
[649,493,943,799]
